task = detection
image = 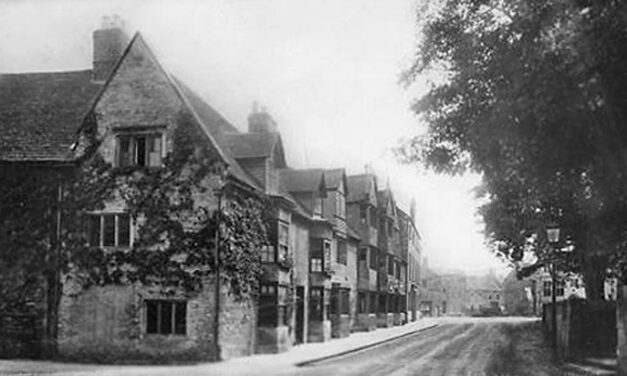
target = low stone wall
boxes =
[308,320,331,342]
[353,313,376,332]
[330,314,350,338]
[0,313,43,358]
[57,273,256,363]
[256,326,289,354]
[377,313,394,328]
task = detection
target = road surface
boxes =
[0,317,562,376]
[295,320,508,376]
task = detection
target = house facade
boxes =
[0,19,428,362]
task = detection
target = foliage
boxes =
[0,166,61,313]
[63,111,266,299]
[400,0,627,289]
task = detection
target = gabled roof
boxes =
[223,132,287,168]
[279,168,327,195]
[0,70,103,162]
[346,173,377,203]
[467,275,503,291]
[324,168,347,193]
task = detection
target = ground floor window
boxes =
[259,283,290,326]
[310,287,329,321]
[358,292,367,314]
[146,300,186,335]
[369,292,377,314]
[378,294,387,314]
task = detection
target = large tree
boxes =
[401,0,627,297]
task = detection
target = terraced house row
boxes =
[0,20,423,361]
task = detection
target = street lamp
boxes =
[546,223,560,352]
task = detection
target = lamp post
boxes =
[546,224,560,352]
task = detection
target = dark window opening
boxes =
[309,287,324,321]
[87,213,132,248]
[116,134,163,167]
[337,240,347,265]
[146,300,186,335]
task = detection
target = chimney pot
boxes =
[248,103,278,133]
[93,15,129,82]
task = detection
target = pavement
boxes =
[563,358,617,376]
[0,317,439,375]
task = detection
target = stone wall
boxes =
[57,276,216,362]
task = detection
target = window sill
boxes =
[143,333,187,338]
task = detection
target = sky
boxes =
[0,0,508,276]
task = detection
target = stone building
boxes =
[346,174,380,331]
[0,18,431,362]
[397,201,422,322]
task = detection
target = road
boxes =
[0,318,561,376]
[294,320,508,376]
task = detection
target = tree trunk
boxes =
[583,253,607,301]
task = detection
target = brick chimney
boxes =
[92,15,129,82]
[248,102,278,133]
[410,197,416,224]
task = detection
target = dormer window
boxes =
[116,133,163,167]
[335,192,345,219]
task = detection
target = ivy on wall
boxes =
[62,111,266,299]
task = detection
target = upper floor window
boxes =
[278,222,289,262]
[146,300,186,335]
[116,133,163,167]
[369,248,377,271]
[543,281,552,297]
[336,192,345,218]
[336,239,347,265]
[313,196,323,218]
[359,247,368,265]
[360,205,367,223]
[88,213,131,248]
[556,280,565,297]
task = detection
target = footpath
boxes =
[0,318,439,376]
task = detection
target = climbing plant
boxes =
[63,111,266,299]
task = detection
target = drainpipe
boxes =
[214,187,223,361]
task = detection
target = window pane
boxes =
[175,302,186,335]
[148,135,162,167]
[118,136,131,167]
[160,301,173,334]
[135,136,146,166]
[146,301,159,334]
[118,214,130,247]
[103,215,115,247]
[89,215,100,246]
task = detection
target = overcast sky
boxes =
[0,0,508,275]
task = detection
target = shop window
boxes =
[369,292,377,314]
[309,287,324,321]
[388,256,394,275]
[116,133,163,167]
[146,300,186,335]
[258,284,278,326]
[358,292,367,314]
[340,289,350,315]
[88,213,131,248]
